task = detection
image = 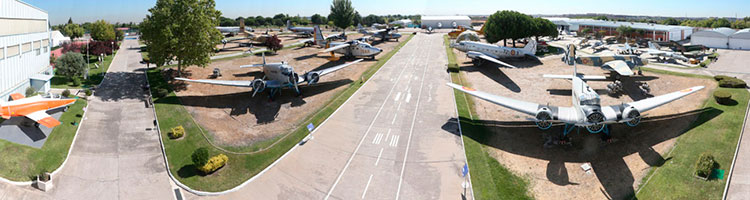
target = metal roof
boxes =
[546,18,692,32]
[694,27,737,38]
[422,16,471,21]
[731,28,750,39]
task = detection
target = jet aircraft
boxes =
[1,94,76,128]
[646,41,689,62]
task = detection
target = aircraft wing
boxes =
[239,64,266,68]
[472,52,517,68]
[175,78,253,87]
[291,39,312,47]
[313,59,364,77]
[602,60,635,76]
[446,83,578,123]
[321,44,350,53]
[26,110,61,128]
[626,86,704,113]
[542,74,608,80]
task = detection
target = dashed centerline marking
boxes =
[385,129,391,142]
[391,113,398,124]
[362,174,373,199]
[405,93,412,103]
[375,148,384,166]
[394,92,402,102]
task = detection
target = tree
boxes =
[55,52,87,78]
[485,10,533,47]
[191,147,209,167]
[329,0,355,30]
[311,14,324,25]
[711,18,731,28]
[61,23,84,40]
[531,17,558,41]
[662,18,680,25]
[90,20,116,41]
[255,16,266,26]
[67,17,74,25]
[581,28,593,35]
[219,16,236,26]
[115,29,125,41]
[141,0,223,76]
[594,16,609,21]
[616,25,636,38]
[353,11,362,26]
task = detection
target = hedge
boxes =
[714,75,731,81]
[718,78,747,88]
[714,90,733,105]
[198,154,228,174]
[169,125,185,139]
[695,152,716,179]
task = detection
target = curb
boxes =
[148,35,413,196]
[722,89,750,199]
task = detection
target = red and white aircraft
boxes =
[1,93,76,128]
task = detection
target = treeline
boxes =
[578,15,750,29]
[485,10,558,47]
[54,18,125,41]
[218,12,420,28]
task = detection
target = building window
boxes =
[7,45,19,57]
[22,42,31,53]
[0,47,4,60]
[34,40,41,56]
[42,39,49,53]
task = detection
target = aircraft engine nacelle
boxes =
[534,107,553,130]
[251,79,266,93]
[305,72,321,85]
[622,106,641,127]
[465,51,483,60]
[585,110,605,133]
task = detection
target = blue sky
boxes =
[25,0,750,25]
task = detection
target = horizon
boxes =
[22,0,750,25]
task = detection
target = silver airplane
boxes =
[357,24,402,41]
[447,44,703,142]
[176,53,363,98]
[286,20,314,37]
[450,39,537,68]
[616,42,640,55]
[309,26,383,60]
[646,41,689,62]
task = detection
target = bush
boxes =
[447,63,459,72]
[714,75,732,81]
[718,78,747,88]
[191,147,209,167]
[56,52,87,77]
[72,77,82,86]
[25,87,36,97]
[198,154,228,174]
[714,90,733,105]
[84,89,92,96]
[169,125,185,139]
[155,88,169,98]
[62,89,71,97]
[695,152,716,179]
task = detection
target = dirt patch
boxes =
[170,34,403,147]
[455,49,717,200]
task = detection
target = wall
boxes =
[0,0,50,100]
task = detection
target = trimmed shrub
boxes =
[155,88,169,98]
[25,87,36,97]
[72,77,82,86]
[62,89,71,97]
[169,125,185,139]
[695,152,716,179]
[714,90,733,105]
[198,154,228,174]
[719,78,747,88]
[84,89,92,96]
[714,75,732,81]
[191,147,209,167]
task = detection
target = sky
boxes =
[25,0,750,25]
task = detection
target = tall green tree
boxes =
[353,11,362,26]
[67,17,73,25]
[90,20,116,41]
[329,0,355,30]
[531,17,558,41]
[55,52,87,78]
[141,0,223,76]
[616,25,636,38]
[485,10,532,47]
[311,14,324,24]
[61,23,84,40]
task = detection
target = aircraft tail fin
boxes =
[262,52,266,65]
[523,39,537,55]
[314,25,324,45]
[286,20,292,29]
[648,41,658,50]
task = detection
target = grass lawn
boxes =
[636,87,749,199]
[51,52,116,89]
[148,34,414,192]
[0,99,87,181]
[444,35,533,199]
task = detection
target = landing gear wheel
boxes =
[34,122,40,128]
[472,59,482,66]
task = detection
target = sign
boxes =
[462,163,469,177]
[307,123,315,132]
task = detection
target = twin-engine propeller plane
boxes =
[175,53,363,99]
[450,39,537,68]
[309,26,383,60]
[1,93,76,128]
[559,44,648,80]
[357,24,402,42]
[447,44,703,143]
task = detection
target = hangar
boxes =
[691,27,735,49]
[729,29,750,50]
[0,0,52,101]
[546,18,694,41]
[421,16,471,29]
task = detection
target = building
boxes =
[50,30,70,47]
[0,0,52,101]
[388,19,413,27]
[546,18,694,41]
[421,16,471,29]
[729,29,750,50]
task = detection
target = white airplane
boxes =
[450,40,537,68]
[646,41,689,62]
[559,44,646,79]
[447,45,703,142]
[176,53,363,98]
[305,26,383,60]
[357,24,402,42]
[286,20,314,37]
[616,42,640,55]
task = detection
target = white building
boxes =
[691,28,736,49]
[729,29,750,50]
[421,16,471,29]
[50,30,70,47]
[0,0,52,101]
[546,17,694,42]
[389,19,412,27]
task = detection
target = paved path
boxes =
[0,37,175,199]
[720,49,750,200]
[188,33,471,199]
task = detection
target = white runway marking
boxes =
[405,93,412,103]
[362,174,373,199]
[375,148,383,166]
[391,113,398,124]
[394,92,402,102]
[385,129,391,142]
[390,135,400,147]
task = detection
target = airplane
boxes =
[446,45,704,143]
[449,39,538,68]
[646,41,689,62]
[216,26,252,36]
[1,93,76,128]
[286,20,314,37]
[615,42,640,55]
[293,29,347,48]
[308,26,383,60]
[357,24,402,42]
[175,53,364,99]
[559,44,648,79]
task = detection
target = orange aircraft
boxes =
[1,93,76,128]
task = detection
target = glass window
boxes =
[7,45,19,57]
[42,39,49,47]
[22,42,31,53]
[34,41,41,49]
